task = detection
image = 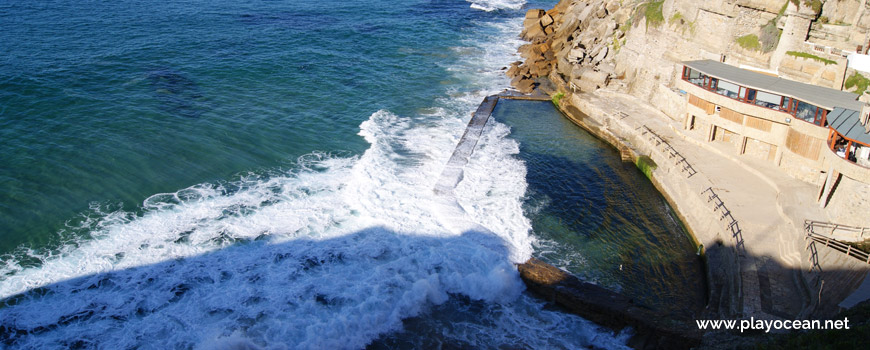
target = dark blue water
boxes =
[0,0,695,348]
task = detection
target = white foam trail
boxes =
[467,0,526,12]
[0,10,627,350]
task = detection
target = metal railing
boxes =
[805,220,870,242]
[804,222,870,265]
[638,125,698,177]
[703,187,745,256]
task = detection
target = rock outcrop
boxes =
[507,0,870,99]
[508,1,624,93]
[518,258,703,350]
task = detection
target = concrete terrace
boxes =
[561,88,870,320]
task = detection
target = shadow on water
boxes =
[146,69,208,119]
[0,228,532,349]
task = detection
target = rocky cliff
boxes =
[508,0,870,102]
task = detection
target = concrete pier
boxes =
[434,95,499,195]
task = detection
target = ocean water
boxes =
[1,0,696,348]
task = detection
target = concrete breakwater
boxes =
[436,93,705,349]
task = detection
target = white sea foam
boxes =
[467,0,526,12]
[0,9,627,350]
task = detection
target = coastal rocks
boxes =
[518,258,703,350]
[507,0,623,94]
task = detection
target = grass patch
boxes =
[736,34,762,51]
[636,155,657,179]
[669,12,683,24]
[845,72,870,95]
[551,92,565,107]
[643,0,665,28]
[786,51,837,65]
[789,0,823,13]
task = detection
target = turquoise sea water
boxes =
[1,0,699,348]
[1,0,515,252]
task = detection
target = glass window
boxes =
[716,80,740,99]
[710,78,718,91]
[745,89,756,102]
[686,68,703,86]
[781,97,791,111]
[755,90,782,110]
[815,109,828,126]
[795,101,817,123]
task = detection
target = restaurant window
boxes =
[815,109,828,126]
[743,88,756,103]
[795,101,818,123]
[755,90,782,110]
[685,68,703,86]
[715,79,740,99]
[781,97,792,112]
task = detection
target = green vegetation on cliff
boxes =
[551,92,565,108]
[845,72,870,95]
[789,0,823,14]
[636,155,657,179]
[628,0,665,30]
[643,0,665,28]
[736,34,762,51]
[786,51,837,65]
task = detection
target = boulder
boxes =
[522,22,547,42]
[506,62,521,78]
[581,69,610,86]
[556,57,573,78]
[525,9,545,20]
[568,47,586,62]
[518,44,534,59]
[578,3,596,23]
[605,1,619,14]
[593,46,609,64]
[515,78,535,93]
[596,4,607,18]
[540,13,554,27]
[529,60,552,76]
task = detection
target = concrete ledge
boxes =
[518,258,703,350]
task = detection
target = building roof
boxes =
[683,60,863,111]
[827,108,870,146]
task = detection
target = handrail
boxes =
[702,187,745,256]
[637,125,698,178]
[804,222,870,265]
[805,220,870,242]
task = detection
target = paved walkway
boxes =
[573,90,830,319]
